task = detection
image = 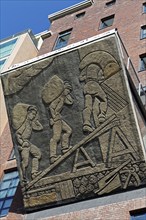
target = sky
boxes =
[0,0,84,40]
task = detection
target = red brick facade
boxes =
[39,0,146,86]
[43,198,146,220]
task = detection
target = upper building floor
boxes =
[38,0,146,89]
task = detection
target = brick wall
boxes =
[38,0,146,86]
[41,197,146,220]
[0,122,14,178]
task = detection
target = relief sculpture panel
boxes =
[1,36,146,211]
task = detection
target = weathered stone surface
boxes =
[1,36,146,211]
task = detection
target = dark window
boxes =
[99,15,115,29]
[0,171,19,217]
[141,25,146,39]
[105,0,116,7]
[143,3,146,13]
[139,54,146,71]
[130,209,146,220]
[75,11,85,19]
[53,29,72,50]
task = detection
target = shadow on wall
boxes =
[10,184,25,215]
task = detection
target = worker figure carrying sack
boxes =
[42,75,73,164]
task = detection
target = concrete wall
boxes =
[2,33,38,72]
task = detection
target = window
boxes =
[130,209,146,220]
[0,38,17,71]
[140,25,146,39]
[0,59,6,70]
[0,38,17,59]
[139,54,146,71]
[99,15,115,29]
[143,3,146,13]
[75,11,85,19]
[0,171,19,217]
[53,29,72,50]
[105,0,116,7]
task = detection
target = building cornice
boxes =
[48,0,93,22]
[0,29,32,44]
[35,30,52,39]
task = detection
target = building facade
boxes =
[0,1,146,220]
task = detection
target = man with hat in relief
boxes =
[12,104,43,182]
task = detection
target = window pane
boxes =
[141,26,146,39]
[3,171,18,180]
[0,200,4,209]
[0,59,6,70]
[0,180,11,189]
[105,18,113,26]
[55,35,69,49]
[100,15,114,29]
[131,213,146,220]
[54,30,71,50]
[3,198,13,208]
[10,178,19,187]
[0,208,9,217]
[7,187,17,197]
[140,56,146,71]
[0,171,19,217]
[0,38,17,59]
[143,3,146,13]
[0,190,7,198]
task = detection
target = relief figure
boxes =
[13,104,43,182]
[42,75,73,164]
[79,64,108,132]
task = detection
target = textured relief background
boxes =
[2,36,146,211]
